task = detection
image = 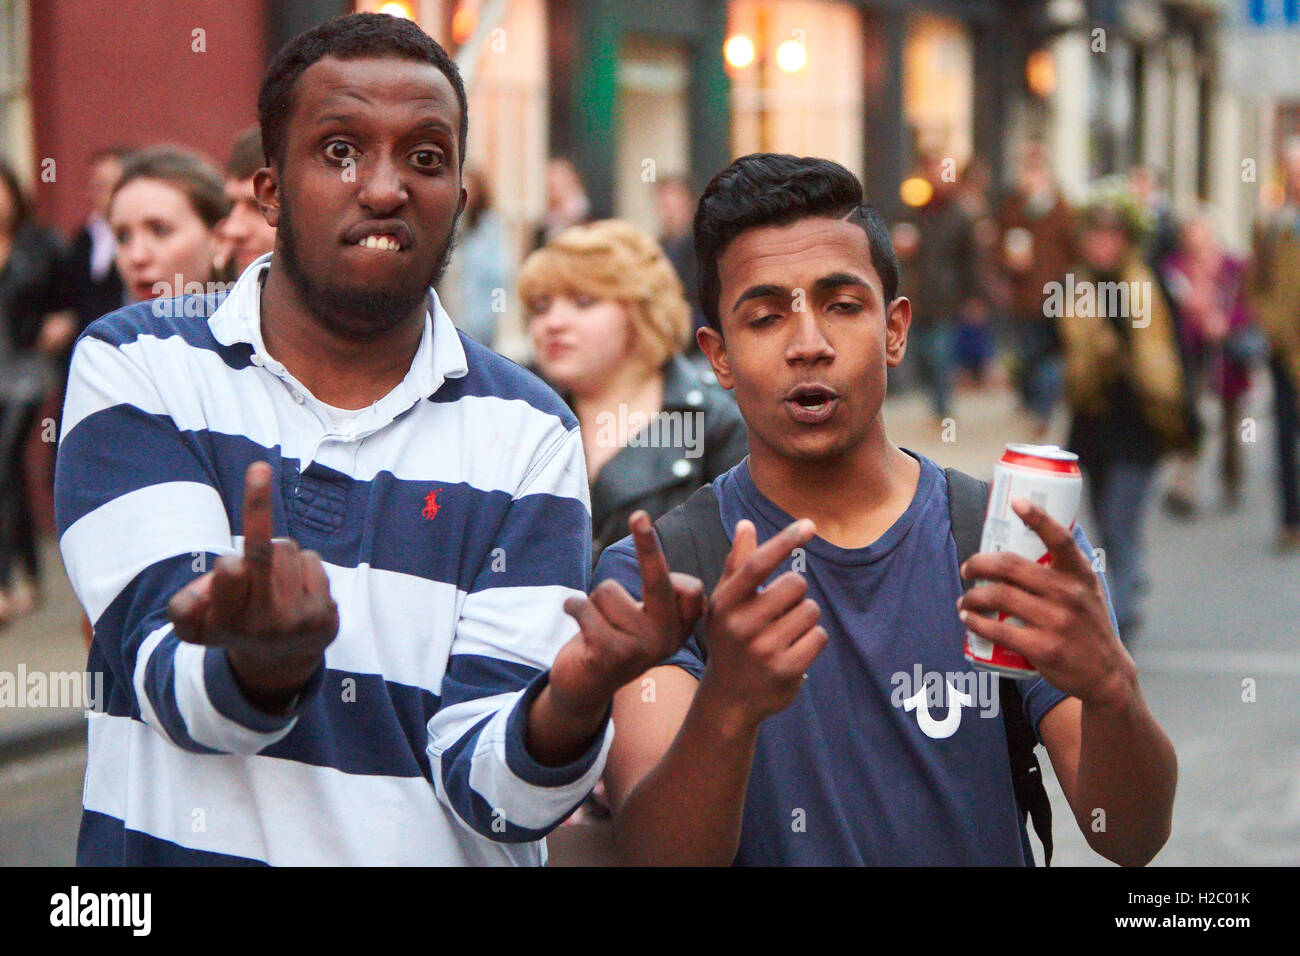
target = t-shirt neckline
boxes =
[730,448,937,566]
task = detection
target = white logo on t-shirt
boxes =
[902,680,973,739]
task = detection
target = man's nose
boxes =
[225,208,252,239]
[357,153,407,216]
[786,310,835,363]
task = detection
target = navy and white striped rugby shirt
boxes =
[55,255,606,865]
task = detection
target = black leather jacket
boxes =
[587,356,748,561]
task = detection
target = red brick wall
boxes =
[29,0,270,236]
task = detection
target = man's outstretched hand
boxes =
[528,511,705,766]
[168,461,340,714]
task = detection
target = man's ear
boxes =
[458,184,468,217]
[885,296,911,368]
[696,325,733,390]
[253,166,280,228]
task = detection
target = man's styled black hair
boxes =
[693,153,899,332]
[258,12,468,170]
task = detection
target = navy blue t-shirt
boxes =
[592,450,1118,865]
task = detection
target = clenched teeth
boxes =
[358,235,401,250]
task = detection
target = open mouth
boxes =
[784,384,840,424]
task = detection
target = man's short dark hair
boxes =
[258,12,468,170]
[694,153,899,332]
[226,125,265,181]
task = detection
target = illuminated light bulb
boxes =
[899,177,934,208]
[1026,49,1057,98]
[724,34,755,69]
[452,4,478,43]
[776,39,807,74]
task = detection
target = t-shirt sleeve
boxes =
[1019,522,1121,741]
[591,533,706,681]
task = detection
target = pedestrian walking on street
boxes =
[1246,136,1300,554]
[1058,181,1191,640]
[996,142,1076,438]
[0,156,73,626]
[899,153,978,422]
[1160,207,1259,516]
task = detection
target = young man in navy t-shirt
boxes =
[588,154,1177,865]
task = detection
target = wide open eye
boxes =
[409,149,444,170]
[324,141,358,163]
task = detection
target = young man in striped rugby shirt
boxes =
[55,12,697,865]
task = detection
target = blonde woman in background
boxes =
[521,218,748,561]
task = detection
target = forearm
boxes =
[1074,678,1177,866]
[613,686,760,866]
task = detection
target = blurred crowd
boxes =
[4,127,1300,645]
[887,139,1300,636]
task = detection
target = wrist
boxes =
[226,648,321,715]
[526,679,611,768]
[696,672,766,740]
[538,679,612,734]
[1081,662,1140,717]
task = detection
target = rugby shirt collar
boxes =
[207,252,470,404]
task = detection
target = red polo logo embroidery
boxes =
[422,488,443,520]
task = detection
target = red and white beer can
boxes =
[963,443,1082,677]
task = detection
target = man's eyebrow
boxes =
[731,283,786,312]
[309,112,366,129]
[812,272,872,293]
[309,108,452,130]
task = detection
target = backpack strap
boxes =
[653,484,729,662]
[945,467,1054,867]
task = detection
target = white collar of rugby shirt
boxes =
[208,253,470,441]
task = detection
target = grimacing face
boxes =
[254,55,466,340]
[698,216,911,465]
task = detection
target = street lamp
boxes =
[724,13,807,152]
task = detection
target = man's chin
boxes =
[312,282,431,340]
[769,428,858,463]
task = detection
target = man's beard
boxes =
[276,198,459,342]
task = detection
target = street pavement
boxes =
[2,380,1296,866]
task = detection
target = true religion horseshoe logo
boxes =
[902,680,973,739]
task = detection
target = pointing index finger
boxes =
[715,518,815,610]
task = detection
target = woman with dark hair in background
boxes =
[108,146,231,303]
[64,146,229,646]
[0,156,72,625]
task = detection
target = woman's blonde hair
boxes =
[519,219,691,370]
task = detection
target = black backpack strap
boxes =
[945,467,1054,867]
[652,484,730,662]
